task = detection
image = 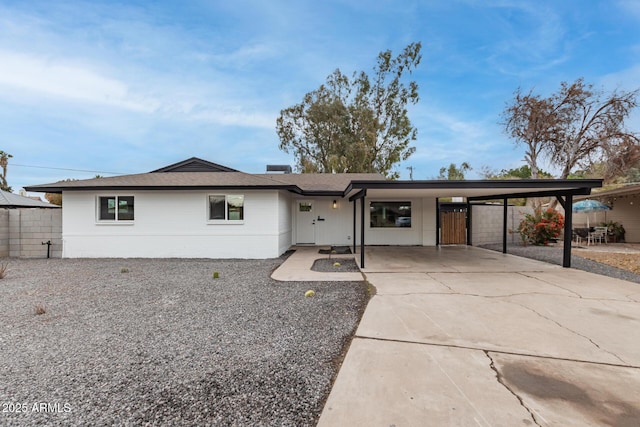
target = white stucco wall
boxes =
[603,198,640,242]
[278,191,293,254]
[421,197,437,246]
[61,190,284,258]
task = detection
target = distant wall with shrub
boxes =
[472,205,534,246]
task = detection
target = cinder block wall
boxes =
[6,209,62,258]
[472,205,534,246]
[0,209,9,257]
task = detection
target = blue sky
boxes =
[2,0,639,192]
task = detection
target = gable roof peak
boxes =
[150,157,239,173]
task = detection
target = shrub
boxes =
[517,208,564,246]
[601,220,625,241]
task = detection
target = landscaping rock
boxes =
[0,257,368,426]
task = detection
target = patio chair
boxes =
[573,228,588,244]
[588,226,608,245]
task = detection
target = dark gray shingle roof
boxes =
[24,171,387,194]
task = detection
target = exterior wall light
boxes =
[332,200,337,209]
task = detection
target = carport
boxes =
[319,245,640,426]
[345,179,603,268]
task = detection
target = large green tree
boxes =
[481,164,553,180]
[0,151,12,192]
[277,42,422,179]
[437,162,471,180]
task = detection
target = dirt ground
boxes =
[573,244,640,274]
[574,251,640,274]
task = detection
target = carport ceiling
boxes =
[345,179,603,200]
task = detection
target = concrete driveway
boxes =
[319,246,640,426]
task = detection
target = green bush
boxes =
[517,209,564,245]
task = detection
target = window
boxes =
[299,202,312,212]
[98,196,134,221]
[370,201,411,228]
[209,195,244,221]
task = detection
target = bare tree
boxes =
[501,89,556,179]
[548,78,639,180]
[503,79,639,208]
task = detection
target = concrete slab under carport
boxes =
[320,246,640,426]
[356,245,558,273]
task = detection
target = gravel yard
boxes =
[481,243,640,284]
[0,256,368,426]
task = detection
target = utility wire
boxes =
[9,163,126,175]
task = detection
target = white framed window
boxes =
[97,196,135,222]
[208,195,244,222]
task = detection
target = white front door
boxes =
[296,200,316,244]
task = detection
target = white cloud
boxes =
[0,49,277,130]
[599,63,640,91]
[189,108,276,129]
[617,0,640,19]
[0,50,160,112]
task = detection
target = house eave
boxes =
[24,185,303,194]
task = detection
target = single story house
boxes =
[25,157,603,267]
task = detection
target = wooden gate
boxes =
[440,211,467,244]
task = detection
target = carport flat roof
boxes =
[345,179,603,200]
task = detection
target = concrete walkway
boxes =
[317,246,640,426]
[271,246,363,281]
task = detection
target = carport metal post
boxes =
[503,197,508,254]
[353,199,357,254]
[360,193,366,268]
[466,201,472,246]
[562,194,573,268]
[555,193,574,268]
[435,197,440,246]
[348,189,367,267]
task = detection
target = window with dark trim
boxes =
[370,201,411,227]
[98,196,134,221]
[208,195,244,221]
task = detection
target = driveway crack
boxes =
[484,351,542,426]
[518,272,584,298]
[510,301,627,365]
